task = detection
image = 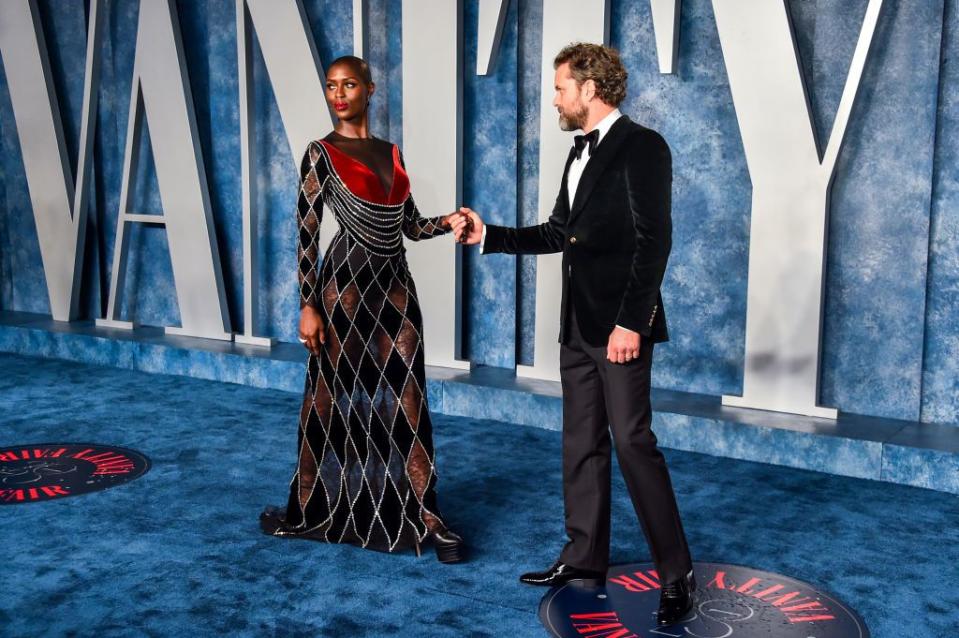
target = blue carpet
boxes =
[0,353,956,637]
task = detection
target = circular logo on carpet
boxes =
[0,443,150,504]
[539,562,869,637]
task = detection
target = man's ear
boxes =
[582,79,596,102]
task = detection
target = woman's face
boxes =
[325,63,373,122]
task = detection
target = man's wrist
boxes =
[480,225,488,253]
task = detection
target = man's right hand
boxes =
[298,306,325,356]
[453,207,484,245]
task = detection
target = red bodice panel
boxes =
[319,140,410,206]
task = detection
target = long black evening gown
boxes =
[260,131,452,553]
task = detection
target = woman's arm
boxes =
[401,195,456,241]
[296,141,326,355]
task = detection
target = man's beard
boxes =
[558,102,588,131]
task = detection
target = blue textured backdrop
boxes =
[0,0,957,425]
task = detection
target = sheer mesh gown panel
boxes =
[260,133,452,552]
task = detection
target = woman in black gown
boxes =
[260,56,471,563]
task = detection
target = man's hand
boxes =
[607,326,640,364]
[298,306,325,357]
[452,207,484,245]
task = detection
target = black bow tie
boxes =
[573,129,600,160]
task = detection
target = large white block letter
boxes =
[97,0,231,340]
[0,0,102,321]
[714,0,884,418]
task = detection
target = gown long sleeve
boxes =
[296,141,325,310]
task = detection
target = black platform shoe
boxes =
[258,506,288,535]
[519,561,606,587]
[656,569,697,625]
[258,507,324,540]
[428,524,465,563]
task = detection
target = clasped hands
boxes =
[446,208,484,245]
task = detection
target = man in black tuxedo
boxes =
[451,43,695,625]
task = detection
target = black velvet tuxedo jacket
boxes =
[484,115,671,347]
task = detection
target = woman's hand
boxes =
[298,306,325,356]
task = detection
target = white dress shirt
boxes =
[566,108,622,204]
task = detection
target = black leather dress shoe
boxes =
[656,569,697,625]
[519,561,606,587]
[428,525,465,564]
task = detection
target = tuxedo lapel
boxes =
[560,146,576,217]
[568,115,631,225]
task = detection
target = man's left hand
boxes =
[607,326,640,364]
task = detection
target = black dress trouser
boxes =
[557,306,693,583]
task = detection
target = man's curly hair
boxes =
[554,43,628,107]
